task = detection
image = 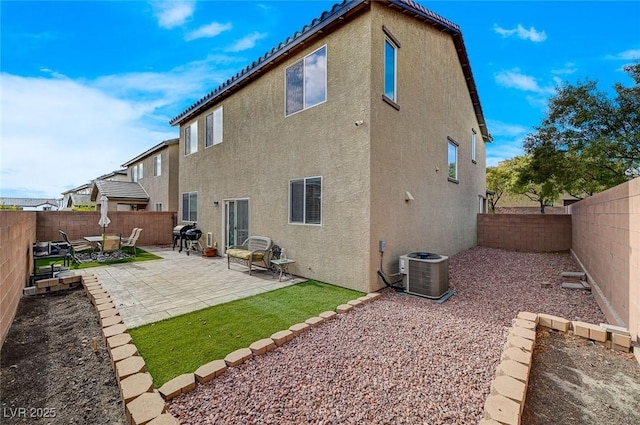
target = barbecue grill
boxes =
[173,223,196,252]
[184,228,203,256]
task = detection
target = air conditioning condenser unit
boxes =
[399,252,449,299]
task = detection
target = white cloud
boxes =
[551,62,578,75]
[493,24,547,42]
[0,56,236,198]
[225,32,268,53]
[151,0,195,29]
[185,22,233,41]
[606,49,640,60]
[485,119,531,166]
[494,69,555,94]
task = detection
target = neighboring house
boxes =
[61,184,92,210]
[169,0,491,292]
[121,138,180,212]
[91,180,149,211]
[94,169,129,182]
[0,197,60,211]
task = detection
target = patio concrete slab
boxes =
[78,246,304,328]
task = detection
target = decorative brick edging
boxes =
[82,273,381,424]
[480,312,634,425]
[81,274,180,425]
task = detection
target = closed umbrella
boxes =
[98,195,111,235]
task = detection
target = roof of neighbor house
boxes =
[91,180,149,202]
[94,169,128,181]
[169,0,491,142]
[69,193,92,207]
[0,197,59,208]
[121,138,179,167]
[61,183,91,195]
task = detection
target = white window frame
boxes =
[205,106,223,148]
[184,121,198,156]
[285,45,327,117]
[383,26,400,106]
[154,154,162,176]
[155,203,163,211]
[289,176,322,225]
[181,191,198,222]
[471,129,477,163]
[448,138,458,182]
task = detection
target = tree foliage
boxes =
[523,63,640,198]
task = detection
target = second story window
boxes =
[285,45,327,116]
[205,106,223,148]
[471,129,477,163]
[384,39,397,102]
[138,162,143,179]
[154,154,162,176]
[448,138,458,182]
[185,121,198,155]
[131,165,138,182]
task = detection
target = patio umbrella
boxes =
[98,195,111,235]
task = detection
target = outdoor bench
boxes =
[226,236,273,275]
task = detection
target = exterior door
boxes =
[224,199,249,250]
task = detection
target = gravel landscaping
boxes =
[168,246,607,424]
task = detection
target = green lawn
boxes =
[129,280,364,386]
[35,247,161,270]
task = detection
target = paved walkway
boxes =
[78,246,304,328]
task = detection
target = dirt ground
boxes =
[0,289,125,424]
[523,329,640,425]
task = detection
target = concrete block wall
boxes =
[0,211,36,347]
[570,178,639,342]
[36,211,176,246]
[477,214,572,252]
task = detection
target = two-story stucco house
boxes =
[169,0,491,293]
[121,138,180,212]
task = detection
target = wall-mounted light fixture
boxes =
[213,201,219,207]
[355,120,364,126]
[404,191,414,202]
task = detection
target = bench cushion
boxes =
[226,249,264,261]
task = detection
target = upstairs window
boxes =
[138,162,143,179]
[289,177,322,225]
[181,192,198,221]
[471,129,477,163]
[184,121,198,155]
[285,46,327,116]
[448,138,458,182]
[154,154,162,176]
[131,165,138,182]
[205,106,223,148]
[384,39,397,102]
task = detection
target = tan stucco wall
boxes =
[368,3,487,289]
[570,178,639,341]
[179,12,373,292]
[133,144,179,212]
[178,5,486,293]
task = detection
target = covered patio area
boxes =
[78,246,305,328]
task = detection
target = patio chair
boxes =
[121,228,142,256]
[99,234,121,255]
[121,228,139,244]
[59,230,94,262]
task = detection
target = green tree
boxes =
[509,155,562,213]
[486,164,512,212]
[524,63,640,198]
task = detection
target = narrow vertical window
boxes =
[471,129,477,163]
[448,138,458,182]
[384,39,397,102]
[205,106,224,147]
[184,122,198,155]
[138,162,143,179]
[154,154,162,176]
[155,203,163,211]
[131,165,138,182]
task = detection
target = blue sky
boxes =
[1,0,638,199]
